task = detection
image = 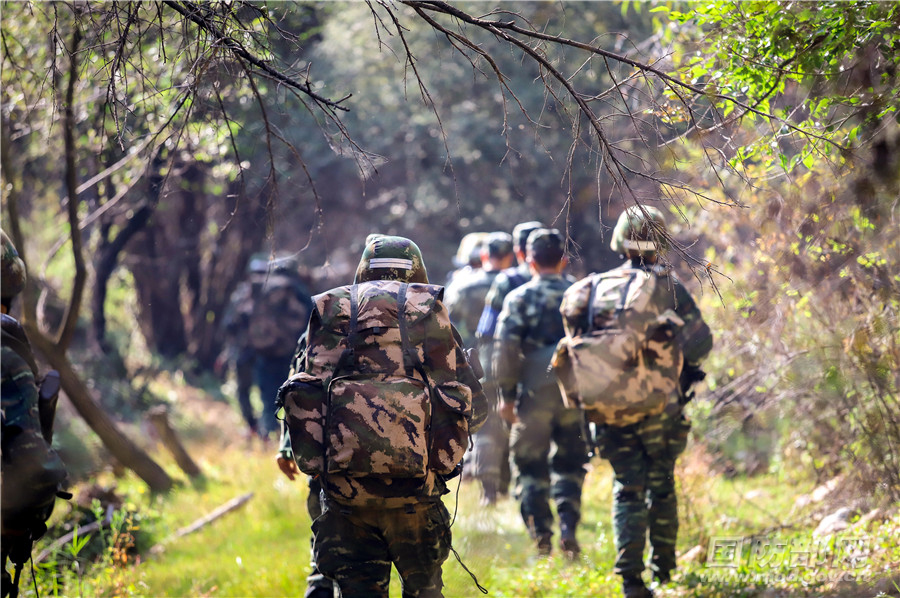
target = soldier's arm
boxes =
[492,293,525,406]
[673,281,713,366]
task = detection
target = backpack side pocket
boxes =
[429,381,472,476]
[279,373,327,476]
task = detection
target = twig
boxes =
[149,492,254,555]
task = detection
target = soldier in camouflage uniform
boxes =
[444,232,514,505]
[444,232,514,350]
[242,254,313,440]
[560,206,712,598]
[216,260,263,438]
[474,221,544,502]
[444,231,487,287]
[493,229,589,559]
[283,235,488,598]
[1,230,68,598]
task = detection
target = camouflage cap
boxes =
[1,229,27,300]
[484,231,514,259]
[512,221,543,254]
[354,235,429,284]
[526,228,565,266]
[610,205,668,254]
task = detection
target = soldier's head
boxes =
[454,232,488,270]
[610,205,668,262]
[526,228,567,273]
[481,232,514,272]
[512,221,543,265]
[355,235,429,284]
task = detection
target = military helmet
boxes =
[610,205,669,254]
[355,235,428,284]
[512,221,543,254]
[1,229,27,300]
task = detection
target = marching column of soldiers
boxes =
[444,209,712,598]
[2,204,710,598]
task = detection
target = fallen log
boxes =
[147,405,202,478]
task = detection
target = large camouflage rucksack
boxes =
[246,271,311,358]
[554,267,684,426]
[278,280,473,479]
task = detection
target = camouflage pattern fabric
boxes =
[561,261,713,370]
[594,408,691,578]
[285,279,487,508]
[247,272,313,358]
[312,497,451,598]
[555,265,686,425]
[2,315,68,592]
[444,268,502,349]
[493,273,589,544]
[563,258,712,581]
[1,230,26,301]
[475,262,532,343]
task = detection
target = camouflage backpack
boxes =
[246,272,311,357]
[278,280,473,479]
[554,267,684,426]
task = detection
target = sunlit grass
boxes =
[24,401,900,598]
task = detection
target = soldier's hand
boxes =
[276,456,299,481]
[499,400,517,425]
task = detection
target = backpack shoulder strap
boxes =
[397,283,428,382]
[332,284,360,378]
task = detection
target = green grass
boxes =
[20,395,900,598]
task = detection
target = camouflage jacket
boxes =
[562,260,713,369]
[493,273,575,404]
[444,268,502,349]
[1,315,67,529]
[475,262,532,346]
[296,280,487,507]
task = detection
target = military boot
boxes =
[480,479,498,506]
[536,533,553,556]
[622,574,653,598]
[558,511,580,560]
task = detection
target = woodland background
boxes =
[1,1,898,596]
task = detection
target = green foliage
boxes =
[658,0,899,174]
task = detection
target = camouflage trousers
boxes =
[471,408,511,493]
[305,477,334,598]
[594,409,691,578]
[509,387,589,540]
[313,495,451,598]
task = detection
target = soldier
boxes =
[560,206,712,597]
[215,259,263,438]
[280,235,488,597]
[276,329,334,598]
[474,221,543,503]
[445,231,487,287]
[444,232,514,504]
[233,254,313,440]
[1,230,68,598]
[493,229,588,559]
